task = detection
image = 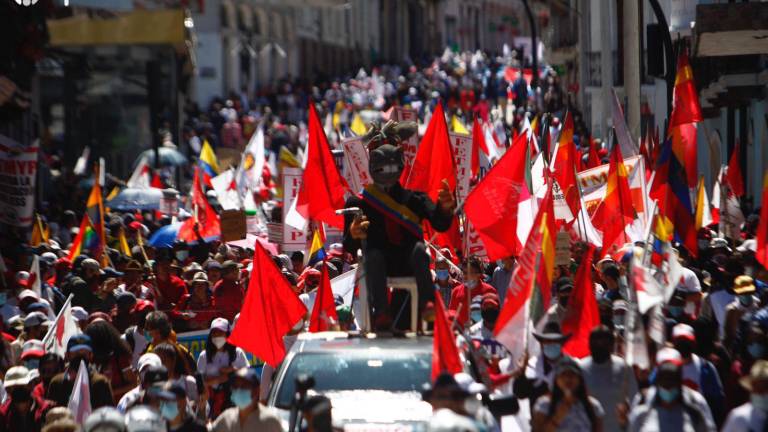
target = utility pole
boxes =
[623,0,641,138]
[600,0,613,139]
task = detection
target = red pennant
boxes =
[562,245,599,358]
[178,167,220,241]
[727,140,745,197]
[228,243,307,367]
[402,102,456,201]
[309,260,339,332]
[431,291,463,381]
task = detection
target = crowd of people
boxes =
[0,47,763,432]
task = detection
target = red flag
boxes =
[402,102,456,201]
[587,137,600,169]
[593,144,635,254]
[178,167,221,241]
[470,118,490,178]
[309,261,339,332]
[431,291,463,381]
[669,49,703,127]
[229,243,307,367]
[551,113,580,218]
[670,122,698,188]
[150,172,164,189]
[290,104,349,230]
[535,185,557,314]
[756,174,768,269]
[727,140,745,197]
[464,132,527,261]
[562,245,598,358]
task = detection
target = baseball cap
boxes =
[18,289,40,302]
[21,339,45,359]
[24,311,48,328]
[71,306,88,322]
[205,260,222,271]
[210,317,229,333]
[232,367,260,385]
[656,347,683,371]
[4,366,30,389]
[137,353,162,373]
[81,258,103,273]
[671,323,696,342]
[40,252,58,266]
[66,334,93,353]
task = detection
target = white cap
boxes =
[137,353,162,372]
[210,317,229,333]
[656,347,683,367]
[672,323,695,341]
[71,306,88,322]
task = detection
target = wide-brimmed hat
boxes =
[733,275,756,295]
[533,321,571,343]
[741,360,768,391]
[190,272,209,285]
[4,366,30,388]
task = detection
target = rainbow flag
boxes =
[199,140,220,177]
[68,215,101,260]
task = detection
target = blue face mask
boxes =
[231,389,252,409]
[470,310,482,324]
[667,306,684,318]
[144,331,153,345]
[752,394,768,412]
[160,401,179,420]
[175,251,189,262]
[657,387,680,403]
[739,295,754,307]
[436,269,450,281]
[542,344,562,360]
[749,343,766,359]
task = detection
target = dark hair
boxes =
[602,265,620,281]
[40,353,65,373]
[85,320,132,362]
[466,255,484,274]
[589,325,615,345]
[153,343,189,377]
[204,326,238,366]
[547,366,598,432]
[145,311,172,338]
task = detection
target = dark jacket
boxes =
[46,368,114,409]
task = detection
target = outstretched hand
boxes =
[350,215,370,240]
[437,179,456,213]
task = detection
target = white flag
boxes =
[73,146,91,176]
[236,127,266,198]
[28,255,42,298]
[68,359,92,424]
[611,89,638,157]
[42,295,80,357]
[331,270,357,306]
[126,157,152,189]
[211,169,241,210]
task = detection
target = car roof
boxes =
[292,332,433,354]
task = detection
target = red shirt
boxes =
[156,275,188,310]
[170,294,219,330]
[0,395,53,432]
[448,281,497,326]
[213,279,244,321]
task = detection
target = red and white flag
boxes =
[28,255,42,298]
[68,359,92,424]
[42,295,80,357]
[126,157,152,189]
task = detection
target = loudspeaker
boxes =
[646,23,665,78]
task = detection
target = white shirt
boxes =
[121,327,148,369]
[722,402,767,432]
[197,348,249,377]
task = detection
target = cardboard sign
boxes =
[392,107,419,179]
[220,209,247,242]
[340,136,371,193]
[0,138,38,227]
[449,132,472,204]
[159,189,179,216]
[555,230,571,266]
[281,167,307,252]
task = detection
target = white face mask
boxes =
[212,336,227,349]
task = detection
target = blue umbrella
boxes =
[107,188,164,211]
[148,223,181,248]
[135,147,188,168]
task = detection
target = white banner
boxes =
[577,155,647,217]
[281,167,307,252]
[340,136,371,194]
[449,132,472,204]
[0,138,38,227]
[392,107,419,178]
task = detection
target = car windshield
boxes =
[274,350,431,408]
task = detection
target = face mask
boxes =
[144,331,154,345]
[657,387,679,403]
[739,295,754,307]
[230,389,252,409]
[25,359,39,370]
[175,251,189,262]
[160,401,179,420]
[542,344,562,360]
[613,315,625,329]
[752,394,768,412]
[469,310,482,324]
[748,343,766,359]
[436,270,450,281]
[212,337,227,349]
[465,280,478,289]
[0,292,7,306]
[667,306,684,318]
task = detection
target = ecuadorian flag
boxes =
[199,140,220,178]
[307,227,326,266]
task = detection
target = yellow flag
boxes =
[350,114,367,136]
[451,115,469,134]
[118,228,132,257]
[30,214,49,247]
[106,186,120,201]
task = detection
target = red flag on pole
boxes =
[464,132,527,260]
[309,261,339,332]
[431,291,463,381]
[228,243,307,367]
[178,167,221,241]
[756,174,768,269]
[669,49,703,127]
[551,113,580,218]
[402,102,456,201]
[727,140,745,197]
[286,104,349,230]
[562,245,599,358]
[593,144,635,254]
